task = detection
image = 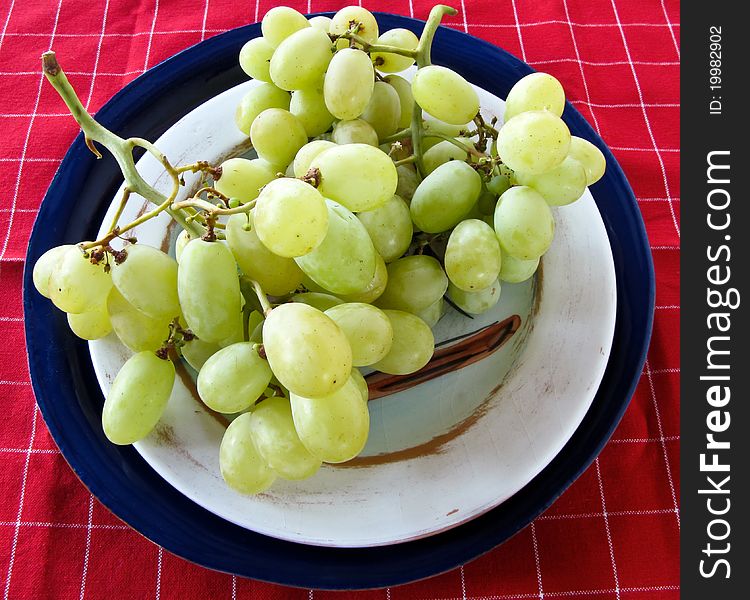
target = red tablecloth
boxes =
[0,0,680,598]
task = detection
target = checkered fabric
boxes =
[0,0,679,598]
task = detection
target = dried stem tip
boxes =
[42,51,60,76]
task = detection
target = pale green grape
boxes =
[107,287,171,352]
[234,83,290,136]
[383,74,414,129]
[197,342,272,413]
[102,351,175,445]
[177,240,241,343]
[220,412,276,494]
[338,252,388,304]
[174,230,194,263]
[239,37,274,82]
[499,249,539,283]
[410,160,482,233]
[293,140,337,177]
[356,194,412,262]
[415,297,444,328]
[325,303,393,366]
[514,155,587,206]
[494,186,555,260]
[503,72,565,121]
[214,157,276,202]
[412,65,479,125]
[568,136,606,185]
[218,311,245,348]
[262,302,352,397]
[261,6,310,48]
[329,6,379,43]
[33,244,73,298]
[445,219,502,292]
[225,213,304,296]
[180,338,221,371]
[497,110,570,174]
[486,173,511,196]
[290,87,335,137]
[67,302,112,340]
[308,15,332,31]
[49,245,113,314]
[295,200,377,294]
[250,108,308,168]
[375,255,448,314]
[448,279,502,315]
[371,310,434,375]
[371,29,418,73]
[290,292,343,312]
[422,138,473,175]
[290,375,369,463]
[395,164,419,202]
[253,178,329,258]
[324,48,374,121]
[332,119,379,146]
[359,81,401,140]
[423,114,472,149]
[311,144,398,212]
[248,396,321,480]
[270,27,333,91]
[111,244,179,320]
[350,368,369,402]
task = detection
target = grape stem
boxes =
[422,131,485,158]
[336,31,418,58]
[248,278,273,317]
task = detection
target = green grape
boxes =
[375,255,448,314]
[477,191,498,215]
[261,6,310,48]
[410,161,482,233]
[293,140,337,177]
[177,240,241,343]
[568,136,606,185]
[338,251,388,304]
[49,245,113,314]
[248,396,321,480]
[445,219,502,292]
[218,311,245,348]
[383,74,414,129]
[102,351,175,445]
[423,114,471,149]
[308,15,332,31]
[253,178,329,258]
[311,144,398,212]
[290,87,335,137]
[486,173,511,196]
[239,37,274,82]
[225,213,304,296]
[214,157,276,202]
[325,303,393,366]
[514,155,587,206]
[107,287,171,352]
[448,279,502,315]
[295,200,377,295]
[262,302,352,397]
[422,138,473,175]
[412,65,480,125]
[111,244,179,320]
[291,292,343,312]
[67,302,112,340]
[332,119,379,146]
[329,6,379,43]
[371,310,434,375]
[234,83,291,136]
[197,342,272,413]
[250,108,308,168]
[174,230,194,263]
[395,164,419,202]
[359,81,401,140]
[356,194,412,262]
[350,368,369,402]
[415,297,444,328]
[497,110,570,174]
[371,29,418,73]
[323,48,374,121]
[270,27,333,91]
[220,412,276,494]
[290,375,369,463]
[503,72,565,121]
[494,186,555,260]
[499,249,540,283]
[180,338,221,371]
[33,244,74,298]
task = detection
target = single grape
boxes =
[107,287,171,352]
[349,368,369,402]
[477,191,498,215]
[323,48,374,121]
[239,37,274,82]
[102,351,175,445]
[270,27,333,91]
[375,255,448,314]
[486,173,511,196]
[412,65,479,125]
[250,108,307,168]
[67,302,112,340]
[356,194,412,263]
[422,113,472,148]
[494,186,555,260]
[214,157,276,202]
[497,110,570,174]
[329,6,379,43]
[262,302,352,397]
[514,155,587,206]
[253,178,329,258]
[445,219,502,292]
[325,303,393,366]
[415,297,444,328]
[395,164,419,202]
[359,81,402,140]
[234,83,290,136]
[568,136,606,185]
[371,310,434,375]
[499,249,540,283]
[332,119,379,146]
[371,28,418,73]
[422,138,473,175]
[180,338,221,372]
[338,251,388,304]
[447,279,502,315]
[308,15,332,31]
[220,412,276,494]
[503,72,565,121]
[261,6,310,48]
[383,74,414,129]
[174,230,194,263]
[290,87,335,138]
[49,245,113,314]
[290,292,344,312]
[293,140,337,177]
[33,244,74,298]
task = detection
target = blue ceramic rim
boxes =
[23,13,655,590]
